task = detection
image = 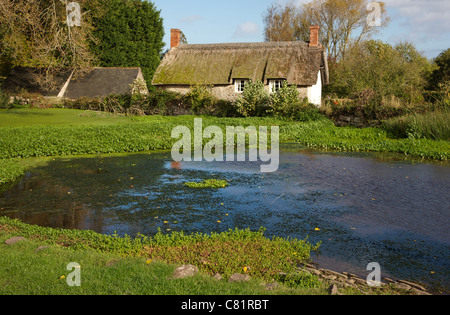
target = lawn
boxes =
[0,216,326,295]
[0,108,133,127]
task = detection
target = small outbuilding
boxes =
[3,67,147,99]
[152,26,329,107]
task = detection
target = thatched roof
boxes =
[152,41,329,87]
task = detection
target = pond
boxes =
[0,144,449,293]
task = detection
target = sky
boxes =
[151,0,450,60]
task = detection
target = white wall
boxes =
[307,70,322,107]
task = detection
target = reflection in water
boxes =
[0,146,449,292]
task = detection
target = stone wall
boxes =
[334,114,366,128]
[156,84,311,103]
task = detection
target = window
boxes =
[269,79,285,93]
[234,79,248,93]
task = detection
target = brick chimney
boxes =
[309,25,320,47]
[171,29,181,49]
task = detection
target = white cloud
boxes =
[233,22,260,38]
[385,0,450,52]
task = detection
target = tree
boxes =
[263,0,389,60]
[263,2,303,42]
[89,0,164,86]
[328,40,431,102]
[0,0,98,86]
[428,48,450,90]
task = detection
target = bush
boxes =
[185,85,214,114]
[235,81,271,117]
[270,81,301,117]
[0,88,10,109]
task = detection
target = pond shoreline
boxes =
[0,227,435,295]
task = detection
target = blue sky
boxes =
[151,0,450,59]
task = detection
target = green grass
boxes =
[0,216,325,295]
[382,110,450,141]
[0,109,448,186]
[0,108,133,127]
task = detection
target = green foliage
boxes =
[185,85,214,114]
[0,216,321,284]
[0,88,10,109]
[89,0,165,85]
[382,110,450,141]
[0,159,25,186]
[428,48,450,90]
[184,179,229,189]
[328,40,431,104]
[281,118,450,160]
[235,81,271,117]
[274,270,322,289]
[270,81,301,116]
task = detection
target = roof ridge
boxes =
[177,41,311,51]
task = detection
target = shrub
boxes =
[146,90,187,115]
[269,81,301,117]
[0,88,10,109]
[235,81,271,117]
[185,85,214,114]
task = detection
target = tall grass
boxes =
[382,110,450,141]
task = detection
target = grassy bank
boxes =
[0,217,418,295]
[0,109,449,185]
[0,216,325,295]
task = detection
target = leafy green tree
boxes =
[428,48,450,90]
[327,40,431,103]
[89,0,164,86]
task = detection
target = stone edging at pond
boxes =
[300,263,431,295]
[171,262,432,295]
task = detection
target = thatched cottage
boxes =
[152,26,329,107]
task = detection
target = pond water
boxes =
[1,145,449,292]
